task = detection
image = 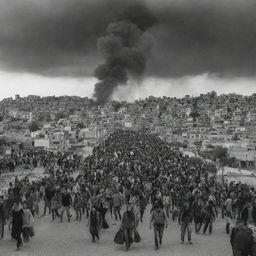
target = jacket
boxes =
[241,206,256,224]
[180,207,193,223]
[121,211,135,229]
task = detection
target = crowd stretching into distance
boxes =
[0,130,255,255]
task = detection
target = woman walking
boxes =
[88,206,101,242]
[98,197,109,229]
[9,201,23,251]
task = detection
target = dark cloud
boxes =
[147,0,256,77]
[0,0,256,78]
[0,0,125,76]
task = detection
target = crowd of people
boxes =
[0,149,83,175]
[0,130,256,255]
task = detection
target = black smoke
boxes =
[94,5,156,103]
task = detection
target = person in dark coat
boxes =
[98,198,109,229]
[230,220,253,256]
[180,201,193,244]
[120,204,136,251]
[9,202,23,251]
[88,206,101,242]
[202,200,215,235]
[193,198,204,233]
[0,196,6,239]
[241,201,256,225]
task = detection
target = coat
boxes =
[241,206,256,224]
[230,225,253,255]
[121,211,135,230]
[89,210,100,235]
[22,209,34,228]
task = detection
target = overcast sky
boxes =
[0,0,256,101]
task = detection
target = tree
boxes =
[28,121,40,132]
[213,146,228,165]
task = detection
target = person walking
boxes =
[163,193,171,218]
[0,196,6,240]
[43,184,54,216]
[98,197,109,229]
[224,196,233,234]
[150,203,168,250]
[193,198,204,233]
[241,201,256,225]
[112,191,123,221]
[9,202,23,251]
[180,201,193,244]
[60,187,72,223]
[230,219,253,256]
[88,206,101,242]
[139,193,147,222]
[202,200,215,235]
[120,204,136,251]
[74,192,83,221]
[22,201,34,243]
[50,193,60,221]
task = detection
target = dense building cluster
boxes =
[0,92,256,168]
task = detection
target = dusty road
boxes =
[0,203,232,256]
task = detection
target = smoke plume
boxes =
[93,4,157,104]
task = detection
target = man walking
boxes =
[112,191,123,221]
[180,201,193,244]
[202,200,215,235]
[60,187,72,222]
[150,203,168,250]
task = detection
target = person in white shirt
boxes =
[163,193,171,218]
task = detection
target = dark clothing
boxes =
[121,211,135,230]
[203,205,215,221]
[121,211,135,250]
[202,204,215,234]
[181,208,193,223]
[181,222,192,242]
[11,209,23,248]
[98,203,109,229]
[62,193,72,207]
[230,225,253,256]
[89,210,100,242]
[0,204,5,238]
[12,209,23,231]
[0,204,5,221]
[241,206,256,225]
[45,188,55,201]
[154,223,164,248]
[124,228,133,250]
[13,187,21,199]
[114,206,121,220]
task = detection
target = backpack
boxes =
[153,210,165,224]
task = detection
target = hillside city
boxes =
[0,91,256,171]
